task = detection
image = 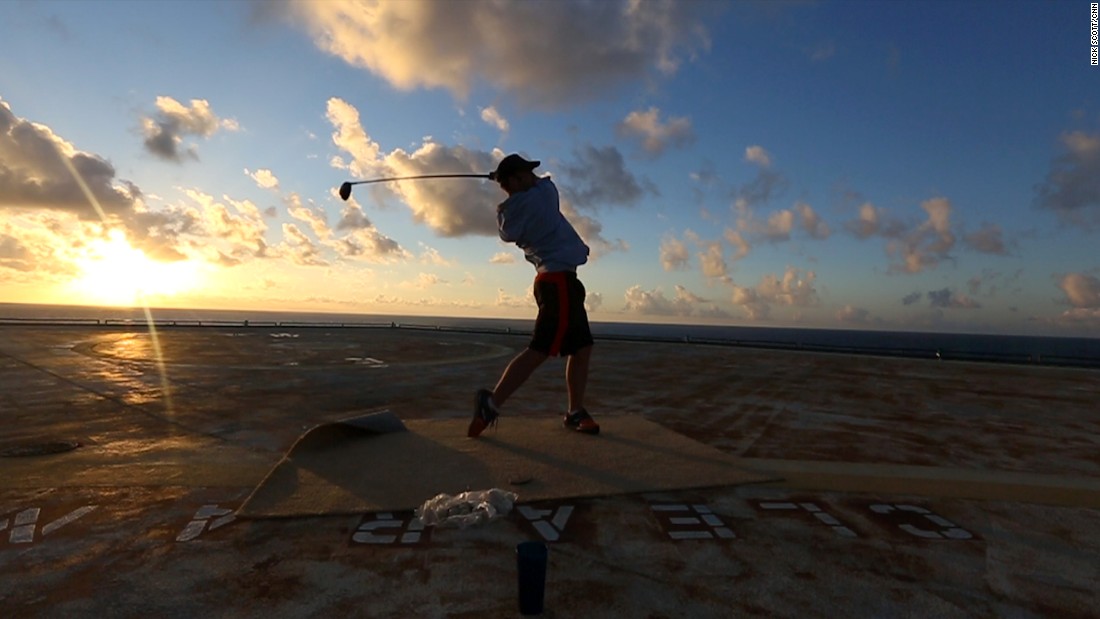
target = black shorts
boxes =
[530,271,594,357]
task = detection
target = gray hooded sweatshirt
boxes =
[497,177,590,273]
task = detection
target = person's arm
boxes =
[497,194,529,243]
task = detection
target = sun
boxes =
[69,230,203,307]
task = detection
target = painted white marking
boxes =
[925,514,955,528]
[669,531,713,540]
[813,512,841,526]
[377,512,393,520]
[870,504,893,514]
[670,517,701,525]
[900,524,942,539]
[651,504,689,511]
[692,505,712,514]
[835,527,858,538]
[761,502,798,510]
[41,506,98,535]
[194,504,232,520]
[898,505,930,514]
[799,503,821,512]
[518,506,551,520]
[714,527,736,539]
[352,520,403,544]
[15,508,40,526]
[400,531,421,544]
[942,528,974,540]
[208,514,236,531]
[701,514,724,527]
[0,518,7,532]
[550,506,573,531]
[532,521,559,542]
[176,520,206,542]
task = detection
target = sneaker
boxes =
[468,389,499,438]
[563,408,600,435]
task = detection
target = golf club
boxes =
[338,173,494,201]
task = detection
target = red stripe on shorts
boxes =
[537,272,570,356]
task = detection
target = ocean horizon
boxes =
[1,302,1097,369]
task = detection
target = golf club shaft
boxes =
[347,173,490,186]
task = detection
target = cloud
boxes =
[1035,131,1100,228]
[480,106,509,132]
[1058,272,1100,308]
[901,291,923,305]
[560,198,627,258]
[280,0,717,108]
[963,222,1008,255]
[733,146,787,212]
[490,252,516,264]
[586,291,603,312]
[560,145,653,210]
[810,42,836,62]
[623,284,726,317]
[795,201,830,239]
[617,107,695,157]
[744,145,772,167]
[730,267,820,320]
[723,228,751,260]
[660,234,691,271]
[697,240,728,281]
[287,191,408,263]
[281,222,328,266]
[926,287,981,309]
[0,98,141,219]
[328,97,511,237]
[141,96,237,161]
[846,202,882,239]
[246,168,280,190]
[836,305,871,324]
[887,197,956,273]
[418,244,455,266]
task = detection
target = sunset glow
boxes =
[68,231,202,307]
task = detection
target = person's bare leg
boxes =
[491,348,548,408]
[566,345,592,412]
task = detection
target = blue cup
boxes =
[516,541,548,615]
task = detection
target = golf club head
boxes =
[338,182,352,201]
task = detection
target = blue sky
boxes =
[1,0,1098,336]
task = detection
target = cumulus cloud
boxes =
[846,202,882,239]
[141,96,238,162]
[926,287,981,309]
[1058,272,1100,308]
[697,240,728,281]
[723,228,751,261]
[623,284,727,318]
[901,291,923,305]
[586,291,603,312]
[480,106,509,132]
[836,305,872,324]
[887,197,956,274]
[490,252,516,264]
[282,222,328,266]
[560,198,628,258]
[744,145,772,167]
[660,234,690,271]
[287,191,408,263]
[279,0,717,108]
[617,107,695,157]
[729,267,819,320]
[795,201,830,239]
[1,98,141,219]
[246,168,280,190]
[560,145,654,210]
[1035,131,1100,229]
[962,222,1009,255]
[733,145,787,213]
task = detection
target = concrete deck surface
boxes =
[1,325,1098,618]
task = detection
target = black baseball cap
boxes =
[490,153,540,181]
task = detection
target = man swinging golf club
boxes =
[468,154,600,437]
